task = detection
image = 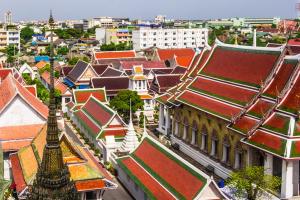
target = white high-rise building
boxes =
[4,11,12,25]
[132,27,208,50]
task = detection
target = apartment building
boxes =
[132,27,208,50]
[0,27,20,50]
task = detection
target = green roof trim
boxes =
[188,85,248,106]
[132,138,207,200]
[116,158,157,200]
[290,141,300,158]
[177,95,232,121]
[247,138,286,157]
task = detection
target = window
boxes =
[201,126,208,151]
[65,97,71,103]
[211,139,218,157]
[223,145,230,163]
[235,151,243,169]
[175,121,179,136]
[153,32,157,35]
[191,128,198,146]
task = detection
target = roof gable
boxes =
[157,48,195,61]
[73,88,107,104]
[116,137,221,200]
[81,96,115,127]
[94,50,136,60]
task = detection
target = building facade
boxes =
[0,26,20,50]
[156,40,300,199]
[132,27,208,50]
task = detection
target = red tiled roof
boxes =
[248,130,285,156]
[120,61,166,70]
[120,157,175,200]
[200,46,281,87]
[177,90,242,120]
[175,55,194,68]
[99,129,127,138]
[278,73,300,115]
[263,59,297,98]
[0,75,48,119]
[132,139,205,199]
[263,113,290,135]
[82,96,114,127]
[0,68,13,80]
[10,154,26,193]
[95,51,136,60]
[247,99,274,118]
[74,89,107,104]
[74,110,101,137]
[24,85,37,97]
[288,38,300,46]
[232,116,258,134]
[75,179,105,192]
[157,48,195,61]
[189,77,257,106]
[2,140,32,152]
[0,124,45,140]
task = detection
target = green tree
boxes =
[20,26,34,42]
[68,57,80,65]
[226,166,281,200]
[57,46,69,55]
[110,90,144,123]
[6,44,18,57]
[68,56,89,65]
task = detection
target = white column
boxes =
[158,104,164,131]
[210,140,215,156]
[264,154,273,175]
[191,130,195,145]
[281,160,294,199]
[81,192,85,200]
[293,161,299,196]
[165,108,170,135]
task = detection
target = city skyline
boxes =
[0,0,297,21]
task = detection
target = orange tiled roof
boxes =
[75,179,106,192]
[139,94,153,100]
[157,48,195,61]
[2,140,32,152]
[0,124,45,140]
[175,55,194,68]
[24,85,37,97]
[95,51,136,59]
[35,61,48,69]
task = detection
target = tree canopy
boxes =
[20,26,34,42]
[100,42,133,51]
[57,46,69,55]
[68,56,89,65]
[110,90,144,122]
[226,166,281,200]
[54,28,83,39]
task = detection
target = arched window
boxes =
[234,143,243,169]
[174,112,181,136]
[183,117,189,140]
[222,135,231,164]
[210,129,219,158]
[201,125,208,151]
[191,121,198,145]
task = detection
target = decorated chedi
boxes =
[27,11,78,200]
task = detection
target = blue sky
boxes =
[0,0,297,21]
